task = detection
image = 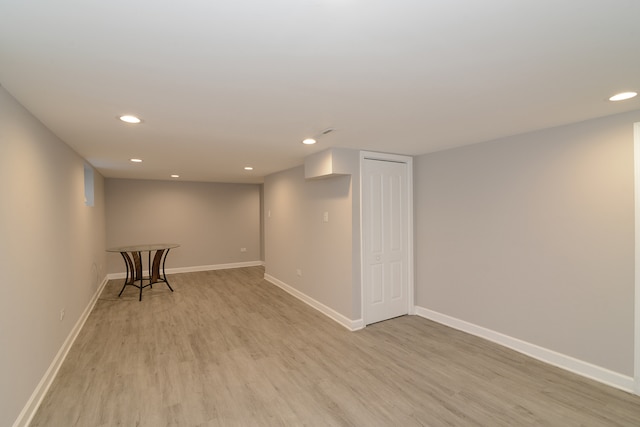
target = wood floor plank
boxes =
[30,266,640,426]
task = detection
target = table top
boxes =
[106,243,180,253]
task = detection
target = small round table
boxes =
[106,243,179,301]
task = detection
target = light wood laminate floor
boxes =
[31,266,640,426]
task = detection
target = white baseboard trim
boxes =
[107,260,264,280]
[264,274,364,331]
[13,276,110,427]
[414,306,635,394]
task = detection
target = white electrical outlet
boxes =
[323,211,329,223]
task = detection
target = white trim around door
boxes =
[634,122,640,395]
[360,151,414,326]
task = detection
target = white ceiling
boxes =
[1,0,639,184]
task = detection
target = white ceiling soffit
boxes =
[0,0,639,183]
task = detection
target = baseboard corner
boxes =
[263,273,361,331]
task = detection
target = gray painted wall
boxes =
[264,166,356,319]
[415,110,639,375]
[105,178,262,274]
[0,87,107,427]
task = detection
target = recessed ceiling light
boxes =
[302,138,317,145]
[244,166,254,171]
[119,115,142,124]
[130,158,143,163]
[171,174,180,178]
[609,92,637,101]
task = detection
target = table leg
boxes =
[118,251,144,300]
[137,251,143,301]
[147,250,152,290]
[162,248,174,292]
[118,252,133,297]
[151,249,174,292]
